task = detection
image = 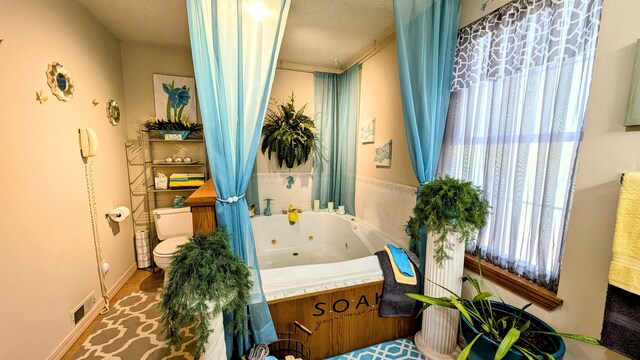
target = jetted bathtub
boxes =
[252,211,402,301]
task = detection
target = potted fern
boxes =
[407,176,490,357]
[406,176,490,266]
[261,93,318,169]
[407,253,601,360]
[160,230,252,358]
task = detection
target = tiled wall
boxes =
[355,176,417,247]
[256,172,313,214]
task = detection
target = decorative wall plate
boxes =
[106,99,121,126]
[46,62,74,101]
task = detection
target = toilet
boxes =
[152,206,193,282]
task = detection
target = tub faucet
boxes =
[264,198,273,216]
[287,204,300,225]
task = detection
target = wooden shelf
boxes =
[150,188,200,193]
[463,253,563,311]
[146,138,204,143]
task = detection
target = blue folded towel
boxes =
[387,244,414,277]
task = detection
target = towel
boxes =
[387,244,415,277]
[384,246,417,286]
[601,285,640,359]
[375,250,420,317]
[609,173,640,295]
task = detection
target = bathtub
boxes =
[252,211,401,301]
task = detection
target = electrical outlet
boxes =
[70,292,96,325]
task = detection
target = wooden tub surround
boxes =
[184,179,218,234]
[269,281,417,359]
[186,181,417,359]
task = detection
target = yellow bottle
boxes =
[288,204,299,225]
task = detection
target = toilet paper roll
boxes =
[108,206,131,222]
[135,229,149,240]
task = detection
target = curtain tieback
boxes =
[218,193,246,204]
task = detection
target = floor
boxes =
[61,269,161,360]
[61,269,421,360]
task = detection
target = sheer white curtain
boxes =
[438,0,602,291]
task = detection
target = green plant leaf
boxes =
[495,328,521,360]
[260,93,317,169]
[160,231,252,358]
[451,296,473,324]
[406,176,490,265]
[457,333,483,360]
[416,303,430,316]
[531,331,602,345]
[463,274,482,294]
[426,277,462,299]
[513,346,538,360]
[473,291,495,301]
[406,293,456,309]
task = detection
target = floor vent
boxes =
[71,292,96,325]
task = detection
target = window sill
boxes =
[463,253,563,311]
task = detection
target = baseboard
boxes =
[108,262,137,299]
[47,262,137,360]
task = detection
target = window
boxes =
[438,0,603,291]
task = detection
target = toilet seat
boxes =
[153,236,190,257]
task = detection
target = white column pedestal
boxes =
[200,307,227,360]
[415,232,465,360]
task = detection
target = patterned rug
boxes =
[72,291,196,360]
[326,339,424,360]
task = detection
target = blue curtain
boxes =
[186,0,290,357]
[394,0,460,276]
[312,65,361,215]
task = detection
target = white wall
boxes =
[355,39,417,246]
[0,0,134,358]
[457,0,637,358]
[357,39,417,188]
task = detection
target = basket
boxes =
[268,321,312,360]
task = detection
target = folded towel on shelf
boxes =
[170,180,205,188]
[169,173,189,181]
[609,172,640,295]
[169,173,205,188]
[374,250,420,317]
[386,244,415,277]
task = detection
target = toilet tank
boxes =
[153,207,193,240]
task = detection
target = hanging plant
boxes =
[160,230,252,358]
[261,93,318,169]
[406,176,490,265]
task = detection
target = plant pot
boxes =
[158,130,191,140]
[460,301,566,360]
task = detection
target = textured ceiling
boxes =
[279,0,395,69]
[77,0,191,48]
[77,0,395,69]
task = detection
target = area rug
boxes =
[72,291,196,360]
[326,338,424,360]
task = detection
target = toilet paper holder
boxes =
[105,206,131,222]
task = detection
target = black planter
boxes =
[460,301,566,360]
